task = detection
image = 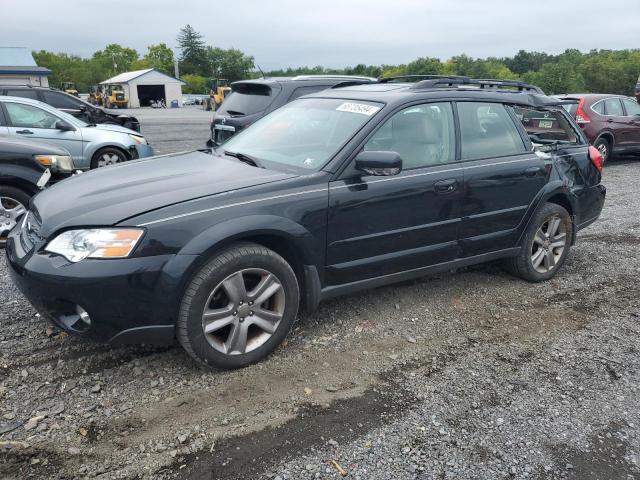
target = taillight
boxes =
[588,145,604,172]
[575,98,591,124]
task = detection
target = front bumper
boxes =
[5,229,197,345]
[131,144,154,160]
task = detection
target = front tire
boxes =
[177,243,300,369]
[90,147,128,169]
[0,186,30,247]
[504,203,573,282]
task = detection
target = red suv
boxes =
[557,94,640,163]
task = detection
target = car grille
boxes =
[116,94,125,101]
[20,211,44,252]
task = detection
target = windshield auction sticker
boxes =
[336,103,381,116]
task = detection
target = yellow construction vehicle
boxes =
[208,78,231,110]
[104,84,128,109]
[62,82,79,97]
[88,85,103,106]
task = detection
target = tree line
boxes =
[33,24,640,96]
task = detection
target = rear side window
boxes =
[591,101,605,114]
[513,107,580,145]
[457,102,526,160]
[218,83,274,115]
[622,98,640,116]
[42,91,84,110]
[604,98,623,116]
[6,89,39,100]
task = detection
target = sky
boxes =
[2,0,639,70]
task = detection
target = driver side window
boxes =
[363,102,455,169]
[5,102,60,129]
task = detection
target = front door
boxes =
[621,97,640,148]
[458,102,547,257]
[602,97,634,151]
[2,101,84,163]
[327,102,463,286]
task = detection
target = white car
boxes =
[0,96,153,169]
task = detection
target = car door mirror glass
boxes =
[355,150,402,176]
[55,120,75,132]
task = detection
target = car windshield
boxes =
[219,98,383,172]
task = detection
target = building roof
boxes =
[0,47,51,76]
[100,68,186,85]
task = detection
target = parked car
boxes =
[635,75,640,103]
[556,93,640,163]
[0,85,140,132]
[6,77,605,369]
[207,75,376,146]
[0,96,153,169]
[0,135,74,246]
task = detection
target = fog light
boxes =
[76,305,91,326]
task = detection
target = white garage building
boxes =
[100,68,185,108]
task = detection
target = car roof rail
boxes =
[410,77,544,94]
[379,74,470,84]
[331,80,381,89]
[290,74,377,82]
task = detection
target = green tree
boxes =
[143,43,175,75]
[91,44,139,77]
[207,47,255,82]
[177,24,209,76]
[181,74,209,94]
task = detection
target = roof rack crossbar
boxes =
[291,74,376,82]
[410,77,543,94]
[379,74,470,84]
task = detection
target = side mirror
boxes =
[55,120,75,132]
[355,150,402,176]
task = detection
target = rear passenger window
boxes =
[457,102,526,160]
[604,98,623,116]
[591,101,605,115]
[42,91,83,110]
[6,89,39,100]
[513,107,580,145]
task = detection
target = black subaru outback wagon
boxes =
[6,76,606,369]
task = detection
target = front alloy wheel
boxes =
[0,189,29,247]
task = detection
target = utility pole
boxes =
[174,59,179,79]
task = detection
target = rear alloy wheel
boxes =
[178,243,299,369]
[594,137,611,164]
[0,186,30,247]
[91,147,127,169]
[504,203,573,282]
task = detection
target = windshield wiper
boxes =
[224,150,264,168]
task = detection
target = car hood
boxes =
[32,151,296,236]
[88,123,139,135]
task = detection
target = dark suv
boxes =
[556,93,640,162]
[7,76,606,369]
[207,75,376,146]
[0,85,140,132]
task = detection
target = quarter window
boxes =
[513,106,580,145]
[622,98,640,116]
[458,102,526,160]
[591,101,605,115]
[604,98,624,116]
[364,102,455,169]
[5,102,61,129]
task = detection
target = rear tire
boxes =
[504,203,573,282]
[177,242,299,369]
[0,185,30,248]
[594,137,611,164]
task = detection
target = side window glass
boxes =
[604,98,623,116]
[6,89,39,100]
[591,101,605,115]
[512,106,580,145]
[5,102,60,129]
[42,91,83,109]
[363,102,455,169]
[458,102,526,160]
[622,98,640,116]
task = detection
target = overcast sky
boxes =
[3,0,639,70]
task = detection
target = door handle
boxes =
[524,166,542,177]
[16,129,33,134]
[434,178,458,194]
[606,118,614,123]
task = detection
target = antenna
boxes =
[257,64,266,79]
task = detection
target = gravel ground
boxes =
[1,120,639,479]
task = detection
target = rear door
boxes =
[457,102,546,257]
[2,101,84,163]
[621,97,640,148]
[327,102,463,285]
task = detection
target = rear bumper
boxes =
[576,184,606,231]
[5,230,198,345]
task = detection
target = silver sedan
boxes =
[0,96,153,169]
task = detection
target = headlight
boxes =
[35,155,75,173]
[128,134,147,145]
[45,228,144,262]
